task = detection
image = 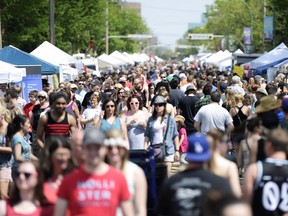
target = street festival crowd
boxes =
[0,61,288,216]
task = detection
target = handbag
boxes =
[151,116,170,162]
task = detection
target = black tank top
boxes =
[252,158,288,216]
[45,111,70,137]
[232,105,248,127]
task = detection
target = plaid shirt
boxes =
[194,95,211,113]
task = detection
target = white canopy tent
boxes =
[153,55,164,62]
[204,50,224,64]
[234,49,244,54]
[128,53,149,63]
[206,50,232,65]
[110,51,135,65]
[31,41,84,70]
[97,54,126,68]
[182,55,195,63]
[0,60,25,83]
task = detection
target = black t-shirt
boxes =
[158,168,232,216]
[169,89,184,108]
[32,104,47,131]
[178,95,199,133]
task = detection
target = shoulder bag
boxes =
[151,116,170,162]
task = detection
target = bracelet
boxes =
[175,150,179,152]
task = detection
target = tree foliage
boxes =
[177,0,288,53]
[1,0,149,54]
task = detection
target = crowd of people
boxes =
[0,62,288,215]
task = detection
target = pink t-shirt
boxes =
[179,127,188,153]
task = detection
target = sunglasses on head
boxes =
[108,145,122,151]
[154,103,165,107]
[16,171,36,179]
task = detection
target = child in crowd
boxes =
[175,115,188,164]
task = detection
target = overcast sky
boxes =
[126,0,215,47]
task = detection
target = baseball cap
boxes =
[219,82,227,91]
[83,128,106,146]
[179,73,186,79]
[186,133,211,162]
[70,84,78,89]
[90,79,101,86]
[119,77,126,82]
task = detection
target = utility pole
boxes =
[105,0,109,54]
[49,0,55,45]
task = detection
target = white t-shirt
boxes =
[152,120,165,145]
[82,108,101,131]
[194,103,233,134]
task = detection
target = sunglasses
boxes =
[155,103,165,107]
[105,105,115,108]
[130,102,139,105]
[16,171,36,179]
[134,82,140,85]
[108,145,122,151]
[78,83,84,85]
[38,96,46,99]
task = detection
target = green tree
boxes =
[204,0,263,52]
[2,0,49,52]
[1,0,149,54]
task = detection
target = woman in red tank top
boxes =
[0,161,53,216]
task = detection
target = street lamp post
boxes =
[240,0,253,53]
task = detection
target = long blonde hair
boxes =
[224,88,236,108]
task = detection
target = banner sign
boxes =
[243,27,251,45]
[263,16,274,43]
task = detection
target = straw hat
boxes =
[255,95,281,114]
[175,115,185,124]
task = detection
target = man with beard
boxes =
[36,92,77,149]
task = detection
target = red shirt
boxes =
[23,103,37,119]
[57,166,130,216]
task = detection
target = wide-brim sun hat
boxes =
[255,95,281,114]
[153,95,166,104]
